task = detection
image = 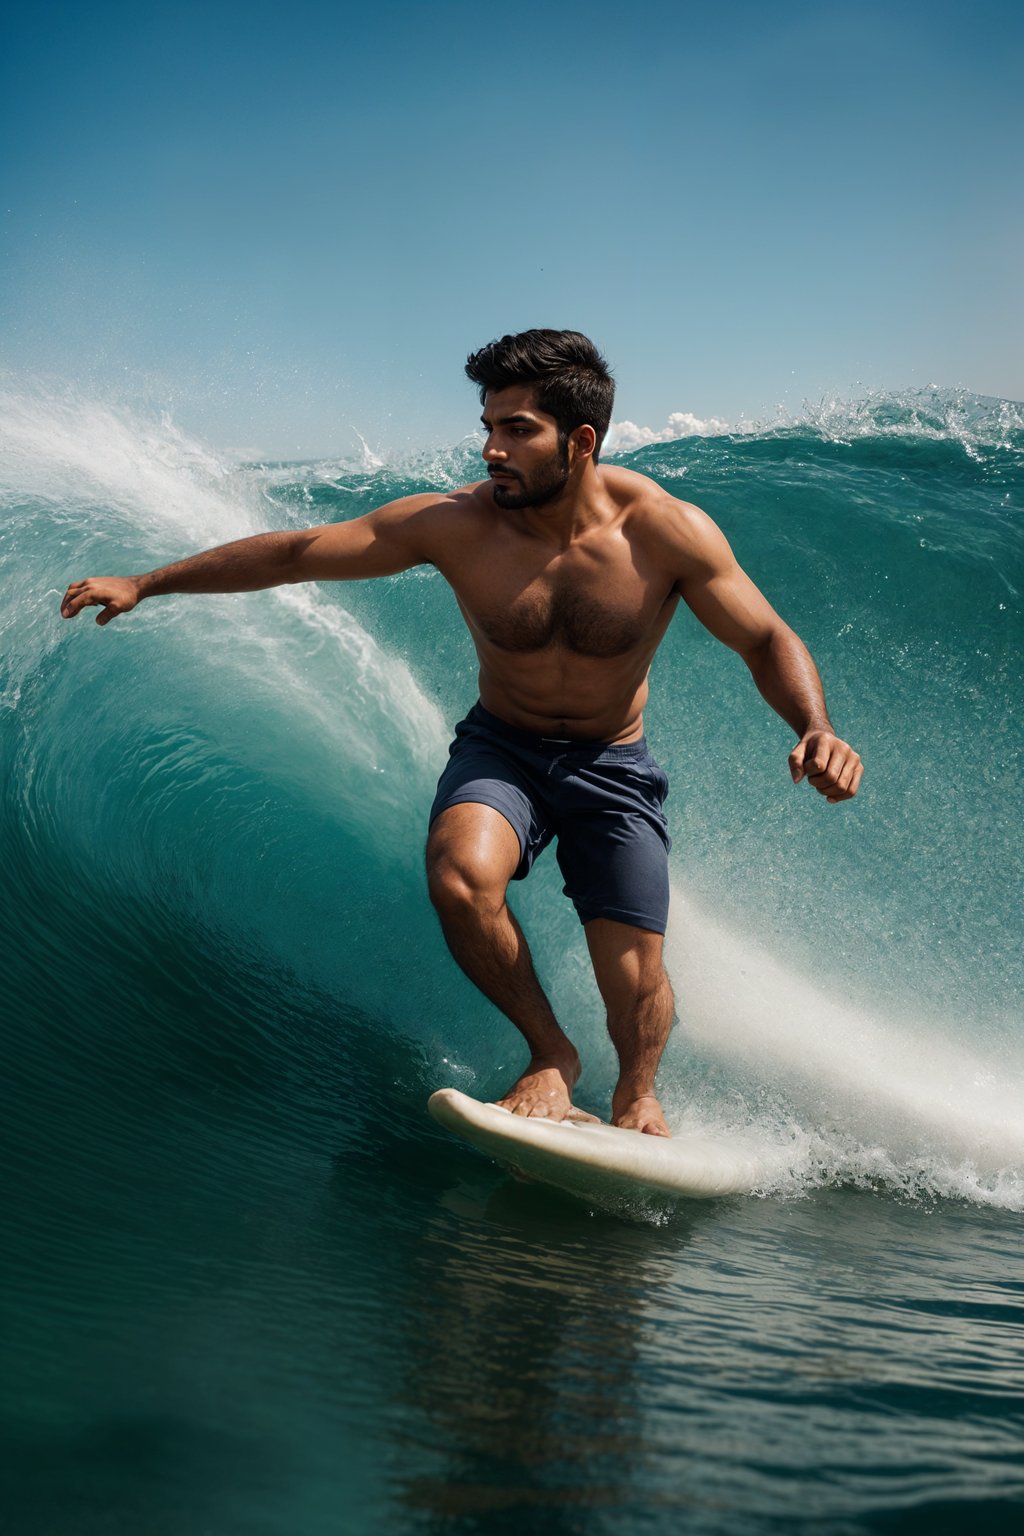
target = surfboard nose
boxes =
[427,1087,472,1129]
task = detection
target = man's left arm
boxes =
[671,503,863,804]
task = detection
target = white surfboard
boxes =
[428,1088,764,1202]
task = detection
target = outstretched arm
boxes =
[60,494,442,626]
[671,502,863,804]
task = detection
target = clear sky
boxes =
[2,0,1021,458]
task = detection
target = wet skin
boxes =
[60,386,863,1135]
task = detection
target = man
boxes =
[60,329,862,1138]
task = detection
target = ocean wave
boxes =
[2,379,1021,1211]
[607,387,1024,459]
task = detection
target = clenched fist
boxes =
[789,730,863,804]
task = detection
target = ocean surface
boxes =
[1,384,1022,1533]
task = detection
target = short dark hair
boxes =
[465,329,615,462]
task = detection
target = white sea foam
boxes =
[663,886,1024,1208]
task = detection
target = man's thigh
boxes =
[429,732,553,881]
[556,812,671,934]
[553,747,671,934]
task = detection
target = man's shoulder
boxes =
[356,481,492,566]
[404,480,493,514]
[372,480,491,530]
[600,464,711,538]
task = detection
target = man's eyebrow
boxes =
[480,412,537,426]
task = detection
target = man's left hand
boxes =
[789,731,863,804]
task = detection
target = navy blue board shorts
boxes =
[429,703,672,935]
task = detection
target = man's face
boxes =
[480,386,570,511]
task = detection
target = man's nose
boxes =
[482,436,505,462]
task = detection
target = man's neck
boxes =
[516,463,606,548]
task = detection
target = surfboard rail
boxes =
[428,1088,763,1201]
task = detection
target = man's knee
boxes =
[426,804,520,921]
[426,846,507,922]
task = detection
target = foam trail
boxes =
[665,885,1024,1195]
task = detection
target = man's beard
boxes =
[491,439,570,510]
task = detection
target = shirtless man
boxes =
[60,329,862,1137]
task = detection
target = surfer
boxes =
[60,329,862,1138]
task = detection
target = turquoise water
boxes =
[1,385,1022,1532]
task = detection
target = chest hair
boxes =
[479,581,649,657]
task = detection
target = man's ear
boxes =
[568,424,597,464]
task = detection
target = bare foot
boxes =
[612,1092,671,1137]
[496,1051,597,1123]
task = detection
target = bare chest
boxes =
[456,551,675,659]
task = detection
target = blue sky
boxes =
[2,0,1021,458]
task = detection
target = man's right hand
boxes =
[60,577,142,625]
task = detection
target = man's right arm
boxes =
[60,494,444,625]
